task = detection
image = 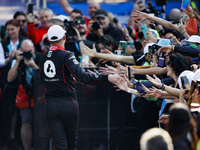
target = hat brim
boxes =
[191,57,200,63]
[50,18,63,23]
[95,14,106,19]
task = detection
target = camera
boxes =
[64,19,76,42]
[148,45,157,54]
[20,50,32,60]
[92,21,101,31]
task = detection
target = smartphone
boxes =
[127,66,131,81]
[127,41,134,49]
[180,76,190,90]
[158,53,165,67]
[27,3,34,14]
[170,37,175,45]
[181,0,189,9]
[134,81,146,96]
[140,24,148,39]
[119,41,127,55]
[197,79,200,95]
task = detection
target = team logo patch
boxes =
[44,60,56,78]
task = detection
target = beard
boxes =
[80,31,86,36]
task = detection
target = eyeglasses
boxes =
[17,19,26,24]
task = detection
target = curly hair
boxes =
[167,54,189,77]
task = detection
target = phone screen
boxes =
[181,0,189,9]
[181,76,190,90]
[158,57,165,67]
[135,82,146,96]
[140,24,148,39]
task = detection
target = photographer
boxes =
[7,39,42,150]
[64,16,97,63]
[87,9,123,45]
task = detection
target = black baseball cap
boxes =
[95,9,108,19]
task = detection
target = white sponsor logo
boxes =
[44,60,56,78]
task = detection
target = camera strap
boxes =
[74,41,80,52]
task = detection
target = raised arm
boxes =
[132,11,179,31]
[59,0,73,15]
[130,66,167,75]
[81,44,135,65]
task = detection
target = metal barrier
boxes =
[33,69,138,150]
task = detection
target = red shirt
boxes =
[27,24,48,45]
[83,16,90,36]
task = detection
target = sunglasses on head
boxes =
[17,20,26,23]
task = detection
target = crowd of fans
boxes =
[0,0,200,149]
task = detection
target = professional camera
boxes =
[141,1,161,17]
[92,21,102,31]
[64,19,76,42]
[20,50,32,60]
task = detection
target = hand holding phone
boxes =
[134,81,146,96]
[181,0,189,9]
[140,24,148,39]
[27,3,34,14]
[158,52,165,67]
[127,66,131,81]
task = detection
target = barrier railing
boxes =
[33,69,137,150]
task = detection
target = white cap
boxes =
[143,43,155,55]
[177,70,195,88]
[180,35,200,45]
[187,35,200,44]
[47,25,66,42]
[50,15,69,23]
[193,69,200,82]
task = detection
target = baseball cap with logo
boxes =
[47,25,66,42]
[95,9,108,19]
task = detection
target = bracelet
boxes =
[77,39,83,43]
[171,45,175,52]
[161,83,165,91]
[127,88,131,93]
[181,31,186,35]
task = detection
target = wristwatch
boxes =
[125,36,129,41]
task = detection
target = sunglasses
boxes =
[17,20,26,23]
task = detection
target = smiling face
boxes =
[96,16,109,30]
[6,24,20,40]
[88,2,100,19]
[39,10,53,29]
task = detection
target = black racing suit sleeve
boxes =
[174,46,200,58]
[65,52,108,83]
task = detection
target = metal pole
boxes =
[142,0,146,5]
[36,0,40,10]
[43,0,47,8]
[28,0,32,3]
